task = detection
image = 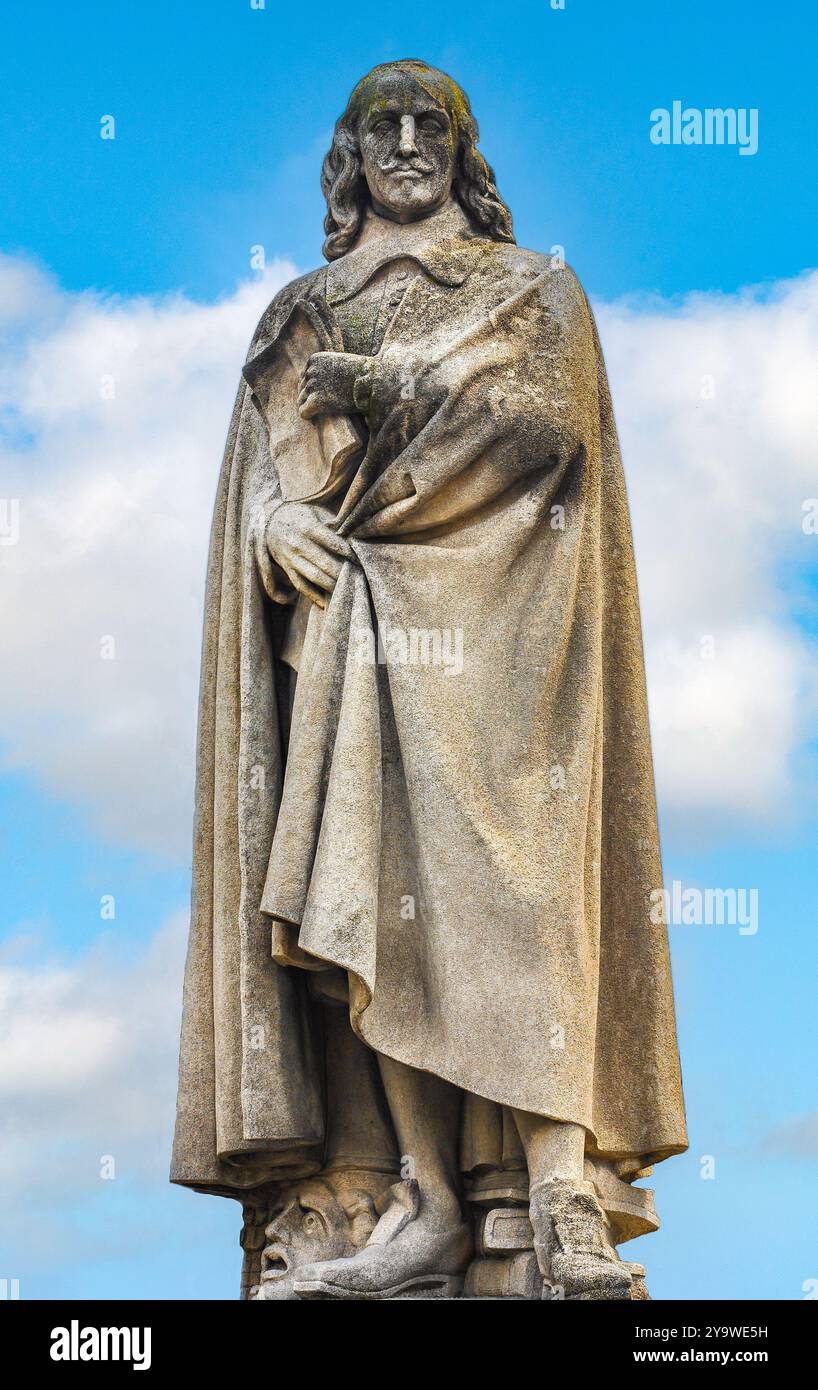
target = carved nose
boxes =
[265,1199,296,1241]
[398,115,418,156]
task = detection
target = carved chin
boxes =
[373,172,446,212]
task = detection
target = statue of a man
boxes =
[171,59,687,1301]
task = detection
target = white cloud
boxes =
[597,272,818,827]
[0,914,236,1289]
[646,625,805,820]
[0,253,296,857]
[0,912,188,1200]
[1,253,817,850]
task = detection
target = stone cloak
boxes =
[171,241,688,1196]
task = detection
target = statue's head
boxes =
[255,1170,393,1300]
[321,59,514,259]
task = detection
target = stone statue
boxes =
[171,59,688,1300]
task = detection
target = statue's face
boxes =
[357,71,457,223]
[255,1174,384,1301]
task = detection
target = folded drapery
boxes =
[171,239,688,1197]
[242,298,362,505]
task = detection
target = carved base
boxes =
[243,1188,652,1301]
[464,1207,650,1300]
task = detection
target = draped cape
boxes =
[170,239,687,1196]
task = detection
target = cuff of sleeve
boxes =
[352,360,375,414]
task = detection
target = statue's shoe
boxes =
[530,1179,633,1301]
[292,1179,472,1299]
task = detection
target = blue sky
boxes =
[1,0,817,1301]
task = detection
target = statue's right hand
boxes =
[254,500,354,609]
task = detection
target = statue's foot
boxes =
[530,1179,633,1301]
[292,1179,472,1299]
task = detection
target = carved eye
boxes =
[301,1210,321,1234]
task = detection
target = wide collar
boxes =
[325,201,485,305]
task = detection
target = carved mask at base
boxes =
[255,1170,394,1300]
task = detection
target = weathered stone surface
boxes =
[171,59,687,1301]
[464,1252,542,1300]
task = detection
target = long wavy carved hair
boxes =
[321,60,515,261]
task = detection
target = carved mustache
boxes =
[379,160,435,175]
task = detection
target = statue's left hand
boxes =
[298,351,370,419]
